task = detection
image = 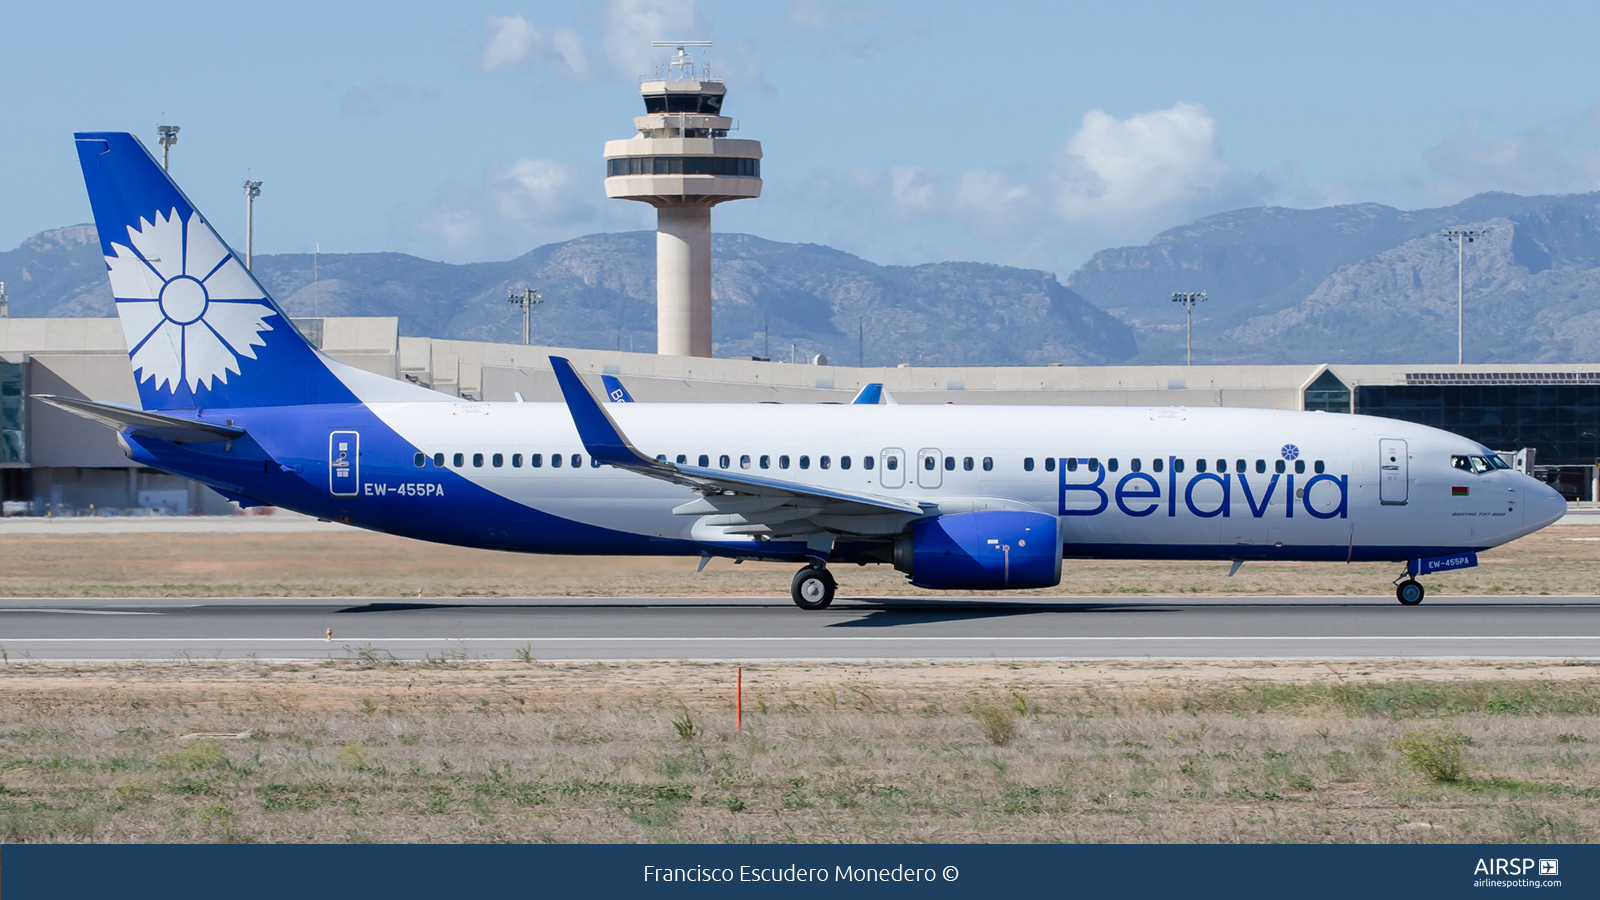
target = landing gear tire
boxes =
[1396,580,1425,606]
[791,565,836,610]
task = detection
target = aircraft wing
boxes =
[550,357,929,537]
[33,395,246,444]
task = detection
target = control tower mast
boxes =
[604,42,761,357]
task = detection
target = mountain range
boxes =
[6,189,1600,366]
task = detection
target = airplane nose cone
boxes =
[1527,478,1567,530]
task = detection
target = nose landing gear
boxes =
[791,564,836,610]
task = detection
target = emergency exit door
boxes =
[1379,438,1408,505]
[329,430,360,497]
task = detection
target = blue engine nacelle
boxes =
[893,510,1062,590]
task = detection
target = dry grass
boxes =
[0,524,1595,599]
[1,659,1597,843]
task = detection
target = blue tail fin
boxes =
[600,374,635,403]
[75,132,356,411]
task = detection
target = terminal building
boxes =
[3,315,1596,514]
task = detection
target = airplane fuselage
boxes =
[122,400,1565,566]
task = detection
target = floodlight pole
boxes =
[243,180,262,270]
[1442,229,1485,365]
[157,125,180,172]
[0,281,9,319]
[508,287,543,345]
[1171,291,1207,365]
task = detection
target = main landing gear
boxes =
[791,564,836,610]
[1394,576,1425,606]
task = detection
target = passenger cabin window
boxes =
[1153,458,1164,473]
[781,455,791,469]
[1216,459,1226,473]
[1045,457,1056,472]
[740,454,751,469]
[1173,459,1185,473]
[963,457,974,471]
[1235,459,1245,473]
[885,456,896,470]
[551,453,562,468]
[841,456,852,470]
[492,453,503,468]
[699,454,710,467]
[1314,460,1325,474]
[944,456,954,471]
[800,455,811,469]
[1294,460,1305,474]
[1023,457,1034,472]
[1088,458,1100,472]
[413,452,425,467]
[719,454,731,469]
[571,454,581,468]
[863,456,874,470]
[453,453,464,468]
[433,453,445,467]
[1107,458,1119,472]
[1066,458,1078,472]
[982,457,993,471]
[472,453,484,468]
[512,454,523,468]
[591,456,601,468]
[1131,458,1142,473]
[1256,459,1266,474]
[676,454,687,464]
[1275,460,1286,474]
[820,456,831,469]
[760,455,770,469]
[1196,459,1207,473]
[531,453,543,468]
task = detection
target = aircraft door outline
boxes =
[329,430,360,497]
[880,448,906,488]
[1379,438,1408,505]
[917,448,943,488]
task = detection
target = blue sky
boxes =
[8,1,1600,275]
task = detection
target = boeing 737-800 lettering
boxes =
[43,133,1568,609]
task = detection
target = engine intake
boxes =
[893,510,1062,590]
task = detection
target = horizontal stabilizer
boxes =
[33,394,246,444]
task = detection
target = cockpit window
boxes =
[1452,454,1499,474]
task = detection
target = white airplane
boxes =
[45,132,1568,609]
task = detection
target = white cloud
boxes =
[473,1,711,82]
[602,0,707,81]
[339,80,440,119]
[1420,105,1600,201]
[392,157,649,263]
[476,14,591,79]
[784,0,893,40]
[785,102,1263,271]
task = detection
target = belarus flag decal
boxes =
[1452,486,1470,497]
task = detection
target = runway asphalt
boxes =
[2,594,1598,661]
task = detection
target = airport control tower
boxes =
[604,42,761,357]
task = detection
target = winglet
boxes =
[550,357,653,467]
[851,383,883,405]
[601,374,635,403]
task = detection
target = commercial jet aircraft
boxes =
[43,132,1569,609]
